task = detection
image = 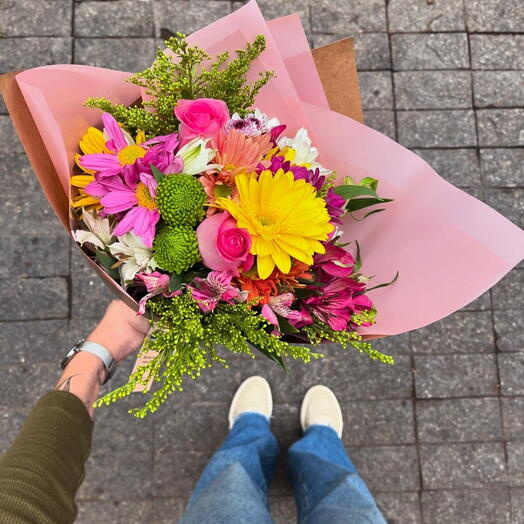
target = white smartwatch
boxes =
[61,339,117,385]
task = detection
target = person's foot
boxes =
[228,376,273,428]
[300,385,343,438]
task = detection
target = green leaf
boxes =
[151,164,165,183]
[95,250,120,280]
[350,208,387,221]
[169,273,184,291]
[251,341,288,373]
[366,271,399,292]
[333,185,379,200]
[345,197,393,213]
[359,177,378,191]
[354,240,362,273]
[278,317,299,334]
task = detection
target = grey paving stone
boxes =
[0,320,70,364]
[388,0,465,32]
[413,149,481,188]
[269,497,297,524]
[0,363,56,408]
[465,0,524,32]
[416,398,503,443]
[483,188,524,229]
[391,33,469,71]
[498,353,524,396]
[146,498,186,524]
[421,487,511,524]
[492,270,524,310]
[75,0,154,37]
[363,110,396,140]
[420,442,507,489]
[474,72,524,109]
[507,441,524,485]
[349,445,420,492]
[0,278,68,321]
[311,33,339,48]
[411,311,494,355]
[343,399,415,446]
[354,33,390,71]
[78,451,154,500]
[74,38,156,72]
[0,0,72,37]
[375,492,422,524]
[481,149,524,187]
[155,402,229,453]
[470,35,524,70]
[477,109,524,148]
[151,451,209,498]
[511,488,524,524]
[76,500,153,524]
[0,37,72,71]
[414,354,498,398]
[494,310,524,352]
[395,71,472,110]
[359,71,393,110]
[0,235,70,278]
[0,154,42,197]
[90,397,155,454]
[0,116,24,155]
[461,290,492,311]
[397,110,476,148]
[0,406,31,454]
[311,0,387,34]
[153,0,231,36]
[502,398,524,441]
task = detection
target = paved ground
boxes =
[1,0,523,522]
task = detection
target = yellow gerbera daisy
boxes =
[217,169,334,279]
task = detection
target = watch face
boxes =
[60,339,85,369]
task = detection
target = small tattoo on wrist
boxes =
[55,374,83,392]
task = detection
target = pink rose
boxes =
[197,212,253,274]
[175,98,230,143]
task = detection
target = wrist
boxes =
[63,351,106,384]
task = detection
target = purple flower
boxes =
[136,271,179,315]
[313,243,355,281]
[261,293,304,336]
[325,187,346,224]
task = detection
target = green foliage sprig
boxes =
[85,34,275,138]
[94,292,318,418]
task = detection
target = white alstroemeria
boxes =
[72,210,113,250]
[277,127,331,174]
[176,137,220,175]
[109,232,157,284]
[253,108,280,130]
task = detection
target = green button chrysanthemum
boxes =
[156,173,206,226]
[153,225,201,274]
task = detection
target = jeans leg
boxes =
[180,412,279,524]
[288,425,386,524]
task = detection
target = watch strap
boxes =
[80,341,117,384]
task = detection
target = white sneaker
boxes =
[228,376,273,428]
[300,385,343,438]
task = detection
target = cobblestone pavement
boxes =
[1,0,523,522]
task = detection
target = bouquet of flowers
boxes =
[2,1,523,419]
[71,35,396,417]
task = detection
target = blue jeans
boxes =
[180,413,386,524]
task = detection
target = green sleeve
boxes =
[0,391,94,524]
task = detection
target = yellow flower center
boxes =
[135,183,157,210]
[117,145,147,165]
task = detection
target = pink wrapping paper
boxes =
[14,0,524,337]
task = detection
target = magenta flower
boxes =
[96,172,160,248]
[313,243,355,281]
[303,279,356,331]
[188,271,246,312]
[78,113,181,185]
[261,293,304,336]
[136,271,180,315]
[325,187,346,224]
